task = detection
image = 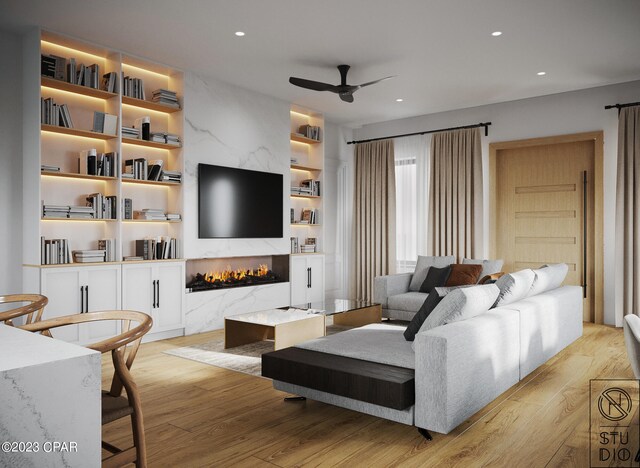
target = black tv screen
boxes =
[198,163,283,238]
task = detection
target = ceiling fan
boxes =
[289,65,395,103]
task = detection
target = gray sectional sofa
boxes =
[264,265,582,436]
[374,256,503,320]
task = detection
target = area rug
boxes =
[163,324,350,377]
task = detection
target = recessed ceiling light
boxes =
[491,31,502,36]
[537,71,546,76]
[396,98,403,102]
[235,31,245,37]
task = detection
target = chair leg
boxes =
[417,427,433,440]
[131,411,147,467]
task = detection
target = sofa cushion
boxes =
[528,263,569,297]
[419,265,451,293]
[416,284,500,337]
[446,263,482,286]
[404,290,444,341]
[493,269,536,307]
[296,323,415,369]
[409,255,456,292]
[463,258,504,281]
[388,291,429,313]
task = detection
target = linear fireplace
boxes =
[186,255,289,292]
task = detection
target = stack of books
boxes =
[150,132,181,146]
[161,170,182,184]
[152,89,179,108]
[85,193,117,219]
[40,97,73,128]
[68,206,95,219]
[135,237,179,260]
[300,244,317,253]
[300,208,319,224]
[122,126,139,139]
[40,237,71,265]
[122,75,145,99]
[122,198,133,219]
[98,239,116,262]
[72,250,106,263]
[166,213,181,221]
[291,186,314,196]
[101,72,118,93]
[290,237,299,254]
[42,204,70,219]
[298,124,321,141]
[41,164,60,173]
[133,209,166,221]
[301,179,320,196]
[79,150,118,177]
[41,54,102,89]
[124,158,148,180]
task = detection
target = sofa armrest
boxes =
[374,273,412,308]
[413,309,520,434]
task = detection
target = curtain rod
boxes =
[347,122,491,145]
[604,101,640,113]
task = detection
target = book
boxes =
[147,159,164,181]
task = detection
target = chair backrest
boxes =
[624,314,640,379]
[0,294,48,326]
[20,310,153,397]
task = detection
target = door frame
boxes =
[489,131,604,323]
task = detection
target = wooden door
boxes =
[491,133,603,323]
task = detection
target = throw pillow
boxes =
[528,263,569,296]
[408,255,456,292]
[415,284,500,336]
[493,269,536,308]
[446,263,482,287]
[419,265,452,293]
[403,290,444,341]
[462,258,504,281]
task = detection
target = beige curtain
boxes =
[616,106,640,317]
[354,139,396,301]
[428,128,482,259]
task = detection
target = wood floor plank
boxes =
[96,322,632,466]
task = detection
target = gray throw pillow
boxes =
[528,263,569,297]
[493,269,536,307]
[409,255,455,292]
[462,258,504,281]
[415,284,500,338]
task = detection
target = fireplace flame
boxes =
[204,264,269,283]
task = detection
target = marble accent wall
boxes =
[0,325,101,467]
[185,282,291,334]
[183,72,291,259]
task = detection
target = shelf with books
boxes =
[122,137,181,150]
[290,133,321,145]
[122,96,181,114]
[291,223,322,226]
[41,124,117,140]
[121,178,180,187]
[40,171,117,181]
[41,218,117,222]
[290,193,321,199]
[291,164,322,172]
[41,76,118,100]
[122,219,181,224]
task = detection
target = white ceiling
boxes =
[1,0,640,126]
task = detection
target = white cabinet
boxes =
[122,261,185,339]
[40,264,121,345]
[290,255,324,305]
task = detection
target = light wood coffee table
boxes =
[224,309,325,351]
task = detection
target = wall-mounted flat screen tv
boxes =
[198,163,283,238]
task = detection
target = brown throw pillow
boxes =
[446,263,482,286]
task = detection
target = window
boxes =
[395,156,417,273]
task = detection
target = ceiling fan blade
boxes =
[289,77,338,93]
[357,75,397,88]
[339,93,354,103]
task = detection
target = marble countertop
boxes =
[0,324,98,372]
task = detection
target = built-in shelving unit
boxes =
[23,30,184,267]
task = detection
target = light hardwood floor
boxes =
[102,323,632,467]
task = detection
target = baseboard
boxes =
[143,328,184,343]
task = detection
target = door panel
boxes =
[308,256,325,303]
[155,263,184,331]
[122,265,154,317]
[290,257,309,305]
[495,139,595,321]
[84,267,120,342]
[41,269,81,343]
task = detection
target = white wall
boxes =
[0,29,23,294]
[182,72,291,259]
[353,80,640,325]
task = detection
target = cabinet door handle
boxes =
[85,285,89,313]
[152,280,157,308]
[80,286,85,313]
[307,267,311,288]
[309,267,312,289]
[156,280,160,308]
